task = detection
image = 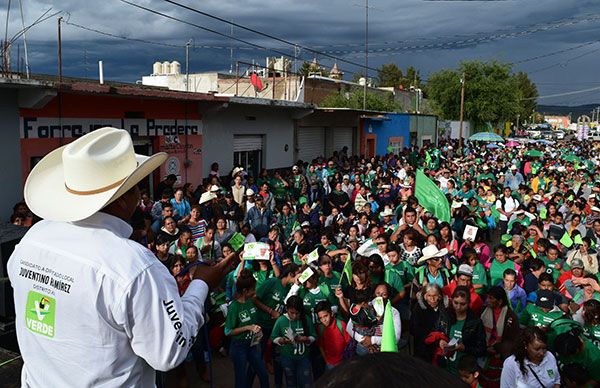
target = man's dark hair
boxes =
[529,258,545,272]
[316,352,464,388]
[162,202,174,210]
[166,174,177,181]
[538,272,554,284]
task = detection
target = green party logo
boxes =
[25,291,55,338]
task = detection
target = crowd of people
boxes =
[11,138,600,387]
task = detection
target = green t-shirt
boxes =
[387,261,414,286]
[252,269,274,288]
[559,339,600,382]
[256,277,290,329]
[225,299,259,342]
[299,286,338,324]
[519,304,563,328]
[271,314,317,359]
[320,271,342,294]
[445,319,466,375]
[489,260,516,288]
[584,324,600,349]
[472,262,488,295]
[270,178,287,200]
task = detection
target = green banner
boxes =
[415,169,451,223]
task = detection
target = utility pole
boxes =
[458,73,465,152]
[57,16,62,83]
[363,0,368,111]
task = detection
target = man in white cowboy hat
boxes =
[413,245,452,289]
[7,127,232,387]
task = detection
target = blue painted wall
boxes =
[364,113,411,154]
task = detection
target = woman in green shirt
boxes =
[488,246,521,289]
[272,295,316,388]
[225,269,270,388]
[464,248,488,295]
[318,255,341,294]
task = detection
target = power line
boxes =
[523,85,600,100]
[158,0,381,75]
[64,20,256,51]
[326,14,600,57]
[118,0,371,76]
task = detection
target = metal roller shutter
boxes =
[233,135,263,152]
[332,127,353,156]
[297,127,325,162]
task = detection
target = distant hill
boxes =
[538,104,598,120]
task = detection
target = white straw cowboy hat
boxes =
[199,192,217,205]
[416,245,448,265]
[24,127,167,222]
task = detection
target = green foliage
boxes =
[320,87,403,112]
[377,63,403,87]
[376,64,422,89]
[426,60,532,125]
[513,71,538,120]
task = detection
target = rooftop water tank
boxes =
[171,61,181,75]
[162,61,171,75]
[152,61,162,75]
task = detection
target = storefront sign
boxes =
[20,117,203,139]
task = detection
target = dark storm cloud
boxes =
[3,0,600,104]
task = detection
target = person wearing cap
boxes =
[341,174,353,199]
[519,289,564,328]
[442,264,484,315]
[7,127,233,387]
[243,194,274,240]
[558,258,586,298]
[495,187,520,236]
[504,165,524,191]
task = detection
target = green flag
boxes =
[415,169,450,223]
[387,145,393,153]
[291,220,300,232]
[228,232,245,251]
[339,258,353,286]
[381,301,397,352]
[539,207,548,220]
[560,232,574,248]
[574,234,584,245]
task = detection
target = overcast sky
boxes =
[3,0,600,106]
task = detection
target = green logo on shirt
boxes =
[25,291,55,338]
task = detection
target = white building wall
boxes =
[202,104,295,177]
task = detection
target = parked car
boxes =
[541,130,554,139]
[588,130,600,141]
[554,130,565,140]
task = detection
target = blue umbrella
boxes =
[486,143,500,149]
[469,132,504,142]
[535,139,555,145]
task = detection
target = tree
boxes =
[320,87,403,112]
[514,71,538,122]
[402,66,422,89]
[377,63,403,87]
[426,60,522,126]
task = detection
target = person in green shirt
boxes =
[296,271,339,324]
[224,269,270,388]
[519,289,564,328]
[272,295,316,387]
[270,170,290,206]
[386,244,414,292]
[317,255,341,294]
[581,299,600,349]
[463,248,488,295]
[553,322,600,383]
[541,245,563,283]
[254,263,300,333]
[488,246,519,288]
[367,253,406,306]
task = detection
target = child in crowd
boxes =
[315,300,350,369]
[271,295,316,388]
[348,288,379,356]
[457,355,482,388]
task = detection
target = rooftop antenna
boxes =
[18,0,30,78]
